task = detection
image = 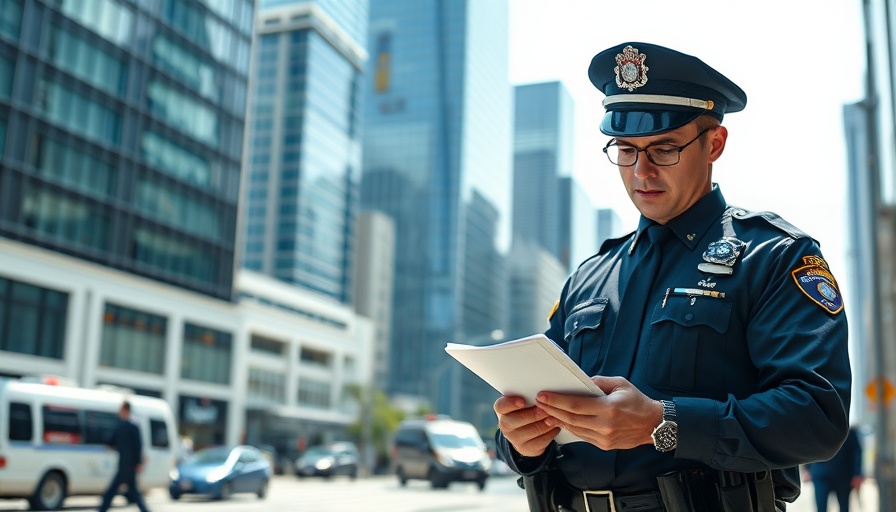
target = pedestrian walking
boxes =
[97,400,150,512]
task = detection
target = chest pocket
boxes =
[647,295,732,394]
[564,298,609,371]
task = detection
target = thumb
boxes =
[590,375,629,394]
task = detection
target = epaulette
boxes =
[726,207,811,240]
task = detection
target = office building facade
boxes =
[362,0,511,416]
[241,0,368,304]
[0,0,253,301]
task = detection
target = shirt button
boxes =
[684,313,694,321]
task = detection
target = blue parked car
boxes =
[169,445,271,500]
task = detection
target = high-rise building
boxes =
[558,176,598,271]
[512,81,575,262]
[241,0,368,304]
[596,208,623,248]
[361,0,511,416]
[0,0,254,301]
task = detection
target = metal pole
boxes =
[862,1,895,509]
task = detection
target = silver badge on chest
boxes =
[698,237,745,275]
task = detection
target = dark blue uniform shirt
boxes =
[497,185,851,502]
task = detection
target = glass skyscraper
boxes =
[512,81,575,266]
[0,0,254,301]
[362,0,511,415]
[242,0,367,304]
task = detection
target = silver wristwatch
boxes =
[651,400,678,452]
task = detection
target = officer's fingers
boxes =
[590,375,633,395]
[512,428,560,458]
[494,395,527,415]
[496,404,548,434]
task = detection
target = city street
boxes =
[0,474,879,511]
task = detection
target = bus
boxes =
[0,378,177,510]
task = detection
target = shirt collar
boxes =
[629,184,728,254]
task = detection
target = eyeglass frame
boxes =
[602,126,716,167]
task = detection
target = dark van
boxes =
[393,417,491,490]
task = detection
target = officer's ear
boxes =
[707,125,727,164]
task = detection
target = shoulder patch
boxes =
[729,208,811,240]
[547,299,560,322]
[791,256,843,314]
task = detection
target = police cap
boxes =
[588,42,747,136]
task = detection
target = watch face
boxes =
[651,420,678,452]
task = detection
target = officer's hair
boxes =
[121,401,131,412]
[695,115,721,146]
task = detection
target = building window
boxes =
[297,378,330,408]
[147,80,218,146]
[135,178,222,241]
[57,0,132,47]
[151,34,219,102]
[100,303,167,374]
[0,0,22,40]
[0,54,12,99]
[140,130,212,187]
[250,335,284,356]
[37,79,121,144]
[22,185,112,251]
[299,347,331,368]
[0,276,68,359]
[181,323,232,384]
[0,116,6,158]
[247,368,285,405]
[43,22,127,95]
[31,134,117,198]
[132,227,219,286]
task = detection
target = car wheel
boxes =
[29,471,67,511]
[428,469,448,489]
[397,467,408,486]
[216,482,232,500]
[169,491,182,500]
[350,466,358,480]
[257,479,269,499]
[477,478,487,491]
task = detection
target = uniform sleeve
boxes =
[674,237,850,472]
[494,277,572,475]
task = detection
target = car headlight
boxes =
[315,458,334,470]
[169,468,180,481]
[206,466,230,483]
[435,451,455,468]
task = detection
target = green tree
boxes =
[345,384,405,474]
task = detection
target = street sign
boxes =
[865,377,896,406]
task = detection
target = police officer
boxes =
[494,42,851,512]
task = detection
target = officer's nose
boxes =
[632,154,659,179]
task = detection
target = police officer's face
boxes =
[616,122,727,224]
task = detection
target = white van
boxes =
[393,416,492,490]
[0,378,177,510]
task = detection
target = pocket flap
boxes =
[564,299,608,340]
[651,296,732,333]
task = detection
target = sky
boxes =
[507,0,866,281]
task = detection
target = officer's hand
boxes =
[533,376,662,451]
[494,395,560,457]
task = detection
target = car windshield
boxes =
[429,432,481,449]
[186,447,232,465]
[303,446,332,457]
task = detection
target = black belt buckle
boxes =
[583,490,616,512]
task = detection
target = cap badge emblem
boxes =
[615,45,648,92]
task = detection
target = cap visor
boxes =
[600,110,703,137]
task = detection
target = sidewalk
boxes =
[787,479,877,511]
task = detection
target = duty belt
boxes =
[558,488,665,512]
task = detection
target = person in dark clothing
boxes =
[493,41,851,512]
[97,401,150,512]
[804,427,864,512]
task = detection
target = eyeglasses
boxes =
[602,126,715,167]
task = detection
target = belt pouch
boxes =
[656,471,691,512]
[522,472,553,512]
[717,471,754,512]
[750,470,775,512]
